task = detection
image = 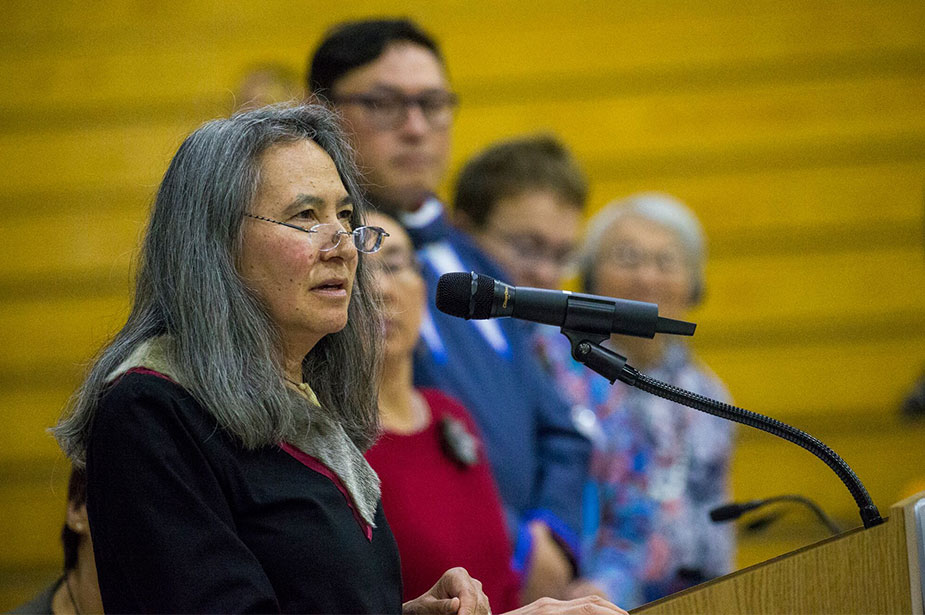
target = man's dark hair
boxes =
[453,134,588,229]
[307,18,443,98]
[61,467,87,570]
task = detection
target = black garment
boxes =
[86,371,402,614]
[8,577,60,614]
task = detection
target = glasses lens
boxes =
[418,94,457,128]
[355,226,387,253]
[307,223,343,252]
[369,97,404,128]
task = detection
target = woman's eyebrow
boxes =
[284,193,353,213]
[286,194,323,211]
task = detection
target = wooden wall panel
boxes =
[0,481,69,566]
[591,161,924,232]
[0,295,128,377]
[5,73,922,193]
[0,212,144,282]
[696,336,924,417]
[452,75,925,161]
[1,389,75,461]
[0,123,190,193]
[699,247,925,323]
[4,2,923,71]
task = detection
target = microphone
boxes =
[434,272,884,530]
[435,272,696,338]
[710,494,841,536]
[709,500,764,522]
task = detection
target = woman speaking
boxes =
[51,104,488,614]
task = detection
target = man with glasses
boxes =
[307,19,591,603]
[452,134,587,292]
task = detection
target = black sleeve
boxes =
[86,374,279,614]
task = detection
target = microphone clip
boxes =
[562,329,638,387]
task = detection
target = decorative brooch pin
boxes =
[439,416,479,468]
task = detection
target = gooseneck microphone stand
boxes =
[561,328,884,530]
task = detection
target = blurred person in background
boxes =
[364,210,518,612]
[10,468,102,615]
[452,134,586,292]
[307,19,590,602]
[535,192,735,608]
[234,62,302,111]
[364,210,628,615]
[449,134,611,599]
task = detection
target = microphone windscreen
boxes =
[435,272,498,319]
[470,274,496,319]
[436,272,476,318]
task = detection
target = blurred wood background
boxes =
[1,0,923,609]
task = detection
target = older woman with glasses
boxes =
[536,193,735,609]
[364,211,520,612]
[52,104,489,614]
[364,212,628,615]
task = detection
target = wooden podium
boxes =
[633,492,925,614]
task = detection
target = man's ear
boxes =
[66,501,90,536]
[452,208,475,232]
[688,279,704,307]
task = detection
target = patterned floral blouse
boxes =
[535,327,735,609]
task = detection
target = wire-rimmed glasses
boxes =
[245,214,389,254]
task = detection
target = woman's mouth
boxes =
[311,278,348,297]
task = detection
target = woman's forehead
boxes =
[606,215,681,247]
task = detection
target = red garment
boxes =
[366,388,521,612]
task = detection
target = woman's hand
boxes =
[403,567,491,615]
[503,595,628,615]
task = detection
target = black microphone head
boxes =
[435,272,496,319]
[710,499,764,523]
[709,503,744,523]
[435,272,473,318]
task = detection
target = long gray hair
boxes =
[53,104,383,464]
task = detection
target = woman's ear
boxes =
[687,271,705,308]
[66,501,90,536]
[579,265,595,295]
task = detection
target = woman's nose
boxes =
[319,228,358,259]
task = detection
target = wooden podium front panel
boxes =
[634,509,913,614]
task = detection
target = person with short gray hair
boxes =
[52,103,490,614]
[578,192,706,304]
[536,192,735,608]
